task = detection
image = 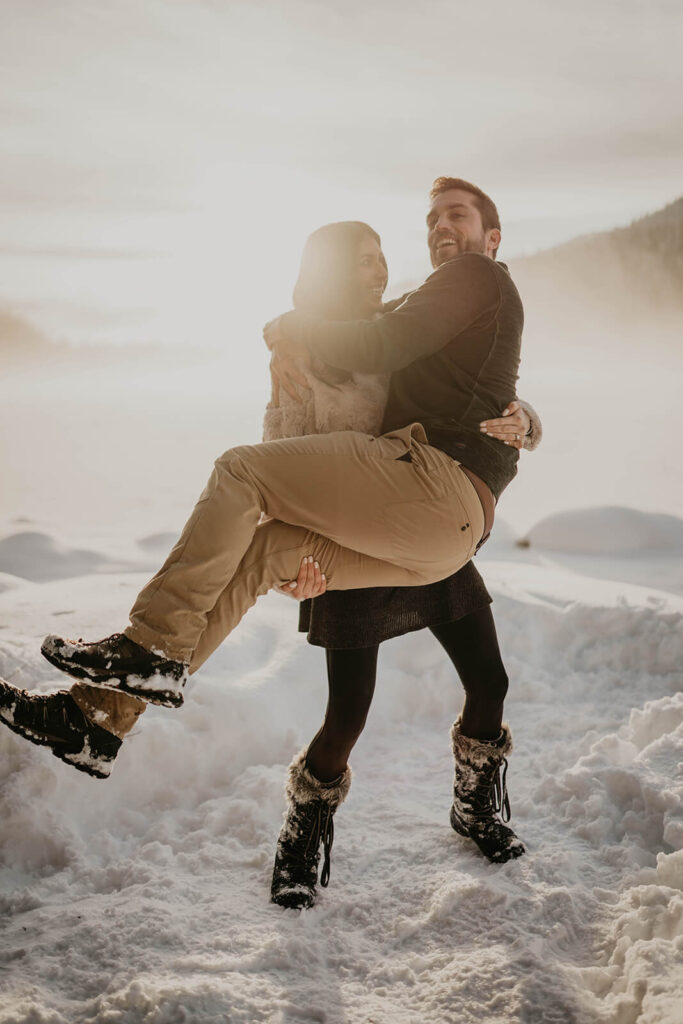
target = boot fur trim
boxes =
[450,718,513,766]
[285,748,352,807]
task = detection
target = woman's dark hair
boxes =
[293,221,383,320]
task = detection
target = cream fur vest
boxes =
[263,367,390,441]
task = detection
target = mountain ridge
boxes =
[509,196,683,332]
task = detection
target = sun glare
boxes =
[138,162,424,376]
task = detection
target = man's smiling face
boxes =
[427,188,499,268]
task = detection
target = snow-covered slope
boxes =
[1,348,681,1022]
[0,543,681,1024]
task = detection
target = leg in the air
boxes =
[42,426,482,702]
[127,426,482,662]
[33,421,481,754]
[187,521,414,674]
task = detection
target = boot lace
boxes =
[491,758,511,823]
[469,757,511,824]
[15,690,84,742]
[287,800,336,888]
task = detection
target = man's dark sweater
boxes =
[279,252,524,500]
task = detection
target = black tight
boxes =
[429,606,509,741]
[305,647,378,782]
[305,605,508,783]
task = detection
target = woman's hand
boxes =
[269,348,310,404]
[479,400,530,450]
[275,556,327,601]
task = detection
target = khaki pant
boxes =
[71,682,146,739]
[73,423,484,735]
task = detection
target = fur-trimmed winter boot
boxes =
[270,749,351,910]
[450,718,525,864]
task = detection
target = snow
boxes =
[0,528,681,1023]
[523,507,683,556]
[0,357,681,1022]
[0,531,120,583]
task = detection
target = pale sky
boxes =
[1,0,681,349]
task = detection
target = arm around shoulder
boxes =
[280,254,500,375]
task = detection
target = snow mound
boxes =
[0,531,114,582]
[537,693,683,1023]
[522,507,683,555]
[536,692,683,866]
[1,564,682,1022]
[0,573,20,595]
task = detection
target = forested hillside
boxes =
[510,197,683,336]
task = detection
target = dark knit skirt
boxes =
[298,559,492,649]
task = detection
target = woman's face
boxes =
[356,235,388,314]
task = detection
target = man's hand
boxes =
[275,556,327,600]
[264,317,311,404]
[479,400,530,450]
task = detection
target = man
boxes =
[0,177,526,868]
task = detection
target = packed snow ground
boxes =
[0,522,681,1024]
[0,354,681,1022]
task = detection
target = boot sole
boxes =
[41,645,185,708]
[59,739,114,779]
[270,886,316,910]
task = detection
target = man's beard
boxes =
[431,232,487,267]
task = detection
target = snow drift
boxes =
[0,553,681,1023]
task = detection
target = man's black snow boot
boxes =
[450,718,525,864]
[41,632,188,708]
[270,750,351,910]
[0,678,122,778]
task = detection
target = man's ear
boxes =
[485,228,501,258]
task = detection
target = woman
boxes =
[263,222,541,910]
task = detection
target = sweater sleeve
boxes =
[278,254,500,374]
[517,398,543,452]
